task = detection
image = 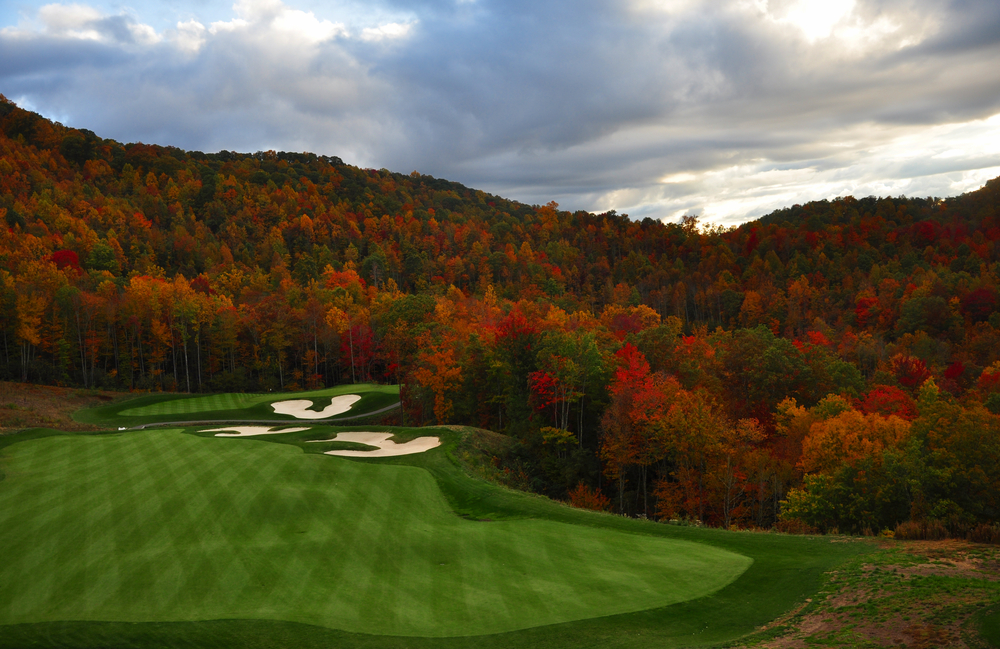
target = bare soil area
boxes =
[0,381,128,433]
[743,538,1000,648]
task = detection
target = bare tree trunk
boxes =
[642,464,648,517]
[196,333,202,391]
[128,330,135,390]
[170,330,177,390]
[183,335,191,393]
[348,326,356,384]
[75,311,87,388]
[111,324,120,382]
[137,326,145,383]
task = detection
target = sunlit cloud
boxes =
[172,19,206,53]
[360,22,413,42]
[774,0,856,41]
[37,3,104,37]
[601,112,1000,226]
[3,2,162,44]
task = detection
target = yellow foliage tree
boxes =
[800,409,912,475]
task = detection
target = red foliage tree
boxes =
[978,364,1000,394]
[568,482,611,511]
[48,250,82,275]
[854,296,879,328]
[891,354,931,391]
[857,385,918,421]
[962,287,998,323]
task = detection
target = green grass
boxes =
[0,400,872,648]
[979,605,1000,647]
[72,384,399,428]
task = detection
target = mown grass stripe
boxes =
[161,438,223,616]
[0,427,767,638]
[118,392,262,416]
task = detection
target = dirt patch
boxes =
[0,381,129,433]
[743,539,1000,648]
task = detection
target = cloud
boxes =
[360,21,413,41]
[1,0,999,224]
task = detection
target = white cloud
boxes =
[273,10,347,42]
[660,173,699,184]
[773,0,856,41]
[37,3,102,35]
[360,21,413,42]
[172,19,207,53]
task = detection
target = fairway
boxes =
[0,429,751,637]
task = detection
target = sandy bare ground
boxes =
[307,432,441,457]
[271,395,361,419]
[203,426,310,437]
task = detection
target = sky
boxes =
[2,0,1000,225]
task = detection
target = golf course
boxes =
[0,385,870,648]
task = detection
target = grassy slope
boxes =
[71,384,399,428]
[740,539,1000,647]
[0,393,870,648]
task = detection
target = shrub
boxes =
[568,482,611,512]
[894,519,950,541]
[776,518,818,535]
[966,524,1000,544]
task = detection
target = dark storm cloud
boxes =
[2,0,1000,222]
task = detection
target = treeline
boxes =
[3,95,1000,534]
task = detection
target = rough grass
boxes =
[0,382,128,433]
[737,539,1000,648]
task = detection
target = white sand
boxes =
[306,431,442,457]
[271,395,362,419]
[204,426,310,437]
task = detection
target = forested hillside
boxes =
[4,94,1000,536]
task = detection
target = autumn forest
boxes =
[4,95,1000,537]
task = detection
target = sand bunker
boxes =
[306,432,441,457]
[203,426,310,437]
[271,395,362,419]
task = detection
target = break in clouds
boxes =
[2,0,1000,224]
